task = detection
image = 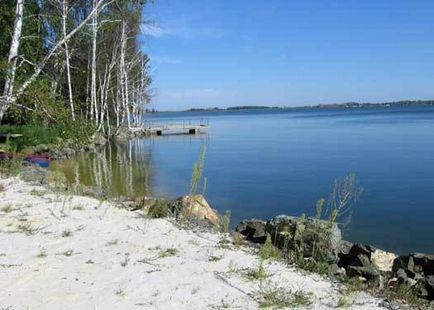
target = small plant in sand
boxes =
[158,248,178,258]
[120,254,130,267]
[72,204,84,211]
[16,223,40,235]
[217,238,231,249]
[1,203,13,213]
[209,255,223,262]
[105,239,119,246]
[30,189,46,197]
[115,288,125,297]
[0,184,5,192]
[245,257,267,282]
[211,298,232,309]
[61,229,72,237]
[189,145,206,195]
[220,210,231,233]
[337,295,350,308]
[36,249,47,258]
[0,151,22,176]
[257,284,313,309]
[147,200,170,218]
[260,233,280,260]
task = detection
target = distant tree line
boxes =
[186,100,434,112]
[0,0,152,135]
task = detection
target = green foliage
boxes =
[290,175,363,275]
[258,287,312,309]
[326,174,363,226]
[260,234,280,260]
[0,125,61,150]
[147,200,170,218]
[189,145,206,195]
[220,210,231,233]
[0,151,22,176]
[245,257,267,282]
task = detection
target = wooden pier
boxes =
[141,119,209,136]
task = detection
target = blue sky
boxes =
[141,0,434,111]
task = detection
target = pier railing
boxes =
[142,119,209,130]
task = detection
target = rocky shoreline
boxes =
[235,217,434,306]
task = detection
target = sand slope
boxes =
[0,178,385,309]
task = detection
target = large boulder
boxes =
[265,215,342,261]
[169,195,220,225]
[235,219,267,243]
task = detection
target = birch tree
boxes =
[1,0,25,120]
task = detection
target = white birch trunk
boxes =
[62,0,75,120]
[1,0,25,120]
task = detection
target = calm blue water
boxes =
[52,106,434,254]
[141,106,434,254]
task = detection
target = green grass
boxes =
[36,249,47,258]
[61,229,72,237]
[16,223,40,235]
[158,248,178,258]
[260,234,280,260]
[0,125,61,151]
[245,258,267,281]
[258,287,312,308]
[209,255,223,262]
[1,204,13,213]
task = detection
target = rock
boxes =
[413,253,434,275]
[337,243,386,283]
[235,219,267,243]
[265,215,342,261]
[427,275,434,300]
[329,263,346,279]
[34,144,50,153]
[346,264,381,282]
[338,243,376,269]
[169,195,220,225]
[371,249,397,272]
[337,240,353,257]
[114,126,134,141]
[91,132,107,146]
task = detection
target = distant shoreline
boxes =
[181,100,434,113]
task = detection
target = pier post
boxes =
[189,128,197,134]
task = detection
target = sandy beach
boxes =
[0,178,385,309]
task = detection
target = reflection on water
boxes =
[50,139,153,198]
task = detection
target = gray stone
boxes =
[346,264,380,282]
[265,214,342,261]
[235,219,267,243]
[34,144,50,153]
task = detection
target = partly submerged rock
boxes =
[169,195,220,225]
[235,219,267,243]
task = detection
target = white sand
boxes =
[0,178,385,309]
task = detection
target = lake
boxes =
[51,106,434,254]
